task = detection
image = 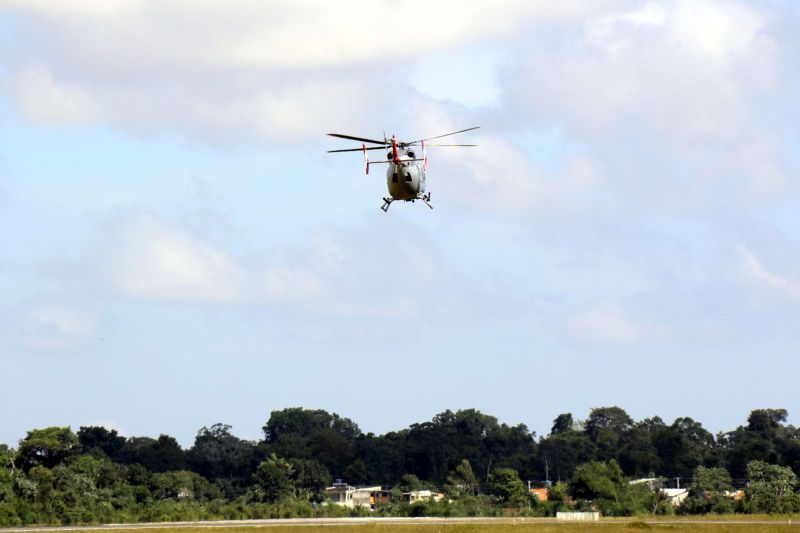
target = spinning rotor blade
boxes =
[412,126,480,144]
[423,144,478,147]
[327,133,387,145]
[327,146,390,153]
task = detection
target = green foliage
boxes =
[17,428,80,471]
[253,455,295,503]
[486,468,527,507]
[77,427,126,460]
[693,466,733,494]
[119,435,185,472]
[745,460,798,513]
[551,413,575,435]
[262,408,360,478]
[445,459,478,498]
[263,408,361,443]
[679,465,735,515]
[2,406,800,526]
[289,458,331,494]
[570,460,626,502]
[186,423,259,496]
[396,474,428,492]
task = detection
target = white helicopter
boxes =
[327,127,479,212]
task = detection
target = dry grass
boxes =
[108,520,800,533]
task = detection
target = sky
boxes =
[1,0,799,448]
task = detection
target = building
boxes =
[661,488,689,506]
[629,478,689,507]
[404,490,445,503]
[324,482,387,509]
[529,487,549,501]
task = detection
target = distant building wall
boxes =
[405,490,445,503]
[324,484,383,508]
[529,487,548,501]
[556,512,600,521]
[661,488,689,507]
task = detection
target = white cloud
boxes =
[93,214,485,319]
[502,0,794,208]
[7,65,101,125]
[0,2,617,141]
[99,215,248,303]
[739,245,800,302]
[9,303,97,350]
[409,48,507,108]
[407,99,603,216]
[513,1,778,140]
[566,302,670,344]
[3,1,609,69]
[567,304,641,343]
[254,227,467,319]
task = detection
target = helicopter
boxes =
[327,127,479,212]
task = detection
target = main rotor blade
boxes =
[413,126,480,143]
[327,146,390,153]
[420,143,478,147]
[327,133,387,145]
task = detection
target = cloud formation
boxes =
[93,213,487,321]
[9,303,97,350]
[739,244,800,303]
[0,1,614,142]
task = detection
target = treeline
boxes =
[1,406,799,525]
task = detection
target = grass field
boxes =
[81,521,799,533]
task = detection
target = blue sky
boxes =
[1,1,799,447]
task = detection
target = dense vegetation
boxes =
[1,407,799,525]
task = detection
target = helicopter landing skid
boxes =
[418,192,433,210]
[380,193,433,212]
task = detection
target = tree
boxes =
[253,454,296,503]
[445,459,478,498]
[486,468,528,507]
[619,417,665,477]
[17,427,80,471]
[570,460,625,502]
[148,470,221,501]
[343,459,370,485]
[746,460,797,511]
[722,409,791,479]
[747,409,788,435]
[680,466,735,515]
[119,435,185,472]
[397,474,428,492]
[290,458,332,494]
[263,408,361,443]
[538,430,595,482]
[0,445,18,516]
[551,413,574,435]
[77,426,125,460]
[186,423,259,493]
[654,417,716,478]
[263,409,360,478]
[585,407,634,461]
[693,466,733,494]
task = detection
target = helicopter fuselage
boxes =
[386,156,426,201]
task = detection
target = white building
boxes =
[324,482,383,508]
[404,489,445,503]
